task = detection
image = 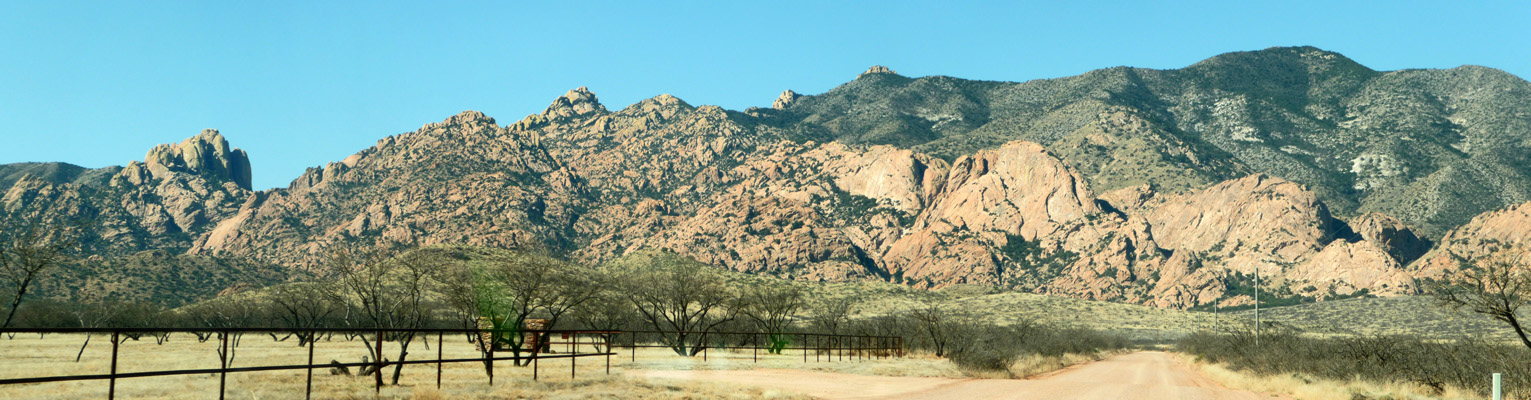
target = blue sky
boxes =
[2,1,1527,190]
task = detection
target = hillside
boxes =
[5,47,1530,310]
[776,47,1531,237]
[28,250,294,308]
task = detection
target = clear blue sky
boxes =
[3,1,1527,190]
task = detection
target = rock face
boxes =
[860,65,897,77]
[772,90,801,110]
[144,129,253,190]
[1148,174,1340,265]
[1349,212,1430,265]
[1412,201,1531,277]
[190,109,584,266]
[2,132,253,255]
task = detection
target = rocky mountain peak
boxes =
[421,110,498,132]
[143,129,253,190]
[859,65,898,78]
[542,86,607,119]
[772,90,802,109]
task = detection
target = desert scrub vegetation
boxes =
[939,321,1126,378]
[1177,329,1531,399]
[844,300,1129,378]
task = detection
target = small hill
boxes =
[0,162,119,191]
[30,250,295,308]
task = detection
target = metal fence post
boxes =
[108,330,118,400]
[436,332,443,389]
[219,331,229,400]
[305,335,315,400]
[1493,372,1502,400]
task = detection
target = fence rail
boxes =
[0,327,903,399]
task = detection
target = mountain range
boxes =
[5,46,1529,309]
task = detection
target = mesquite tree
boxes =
[1433,248,1531,351]
[1,224,75,329]
[328,245,442,385]
[442,248,601,367]
[614,251,738,357]
[740,282,805,354]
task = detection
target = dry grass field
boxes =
[0,333,827,399]
[0,332,1112,399]
[1229,295,1528,342]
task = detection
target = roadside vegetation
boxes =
[1180,247,1531,400]
[1178,328,1527,399]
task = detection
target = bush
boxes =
[843,307,1129,377]
[947,324,1024,373]
[1178,329,1531,398]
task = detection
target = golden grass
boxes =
[0,333,823,399]
[1231,295,1529,343]
[0,331,1118,398]
[1184,354,1485,400]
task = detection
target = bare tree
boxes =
[179,294,266,367]
[383,249,443,384]
[1,224,76,328]
[1432,249,1531,350]
[570,284,635,352]
[906,301,964,357]
[269,282,345,346]
[70,300,118,362]
[615,251,738,357]
[327,245,441,385]
[809,296,858,335]
[740,282,805,354]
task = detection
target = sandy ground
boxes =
[630,351,1289,400]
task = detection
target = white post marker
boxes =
[1493,372,1502,400]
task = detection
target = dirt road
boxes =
[630,351,1286,399]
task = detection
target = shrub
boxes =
[1178,329,1531,398]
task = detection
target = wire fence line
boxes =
[0,327,902,399]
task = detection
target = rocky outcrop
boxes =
[1148,174,1340,265]
[1291,240,1414,297]
[144,129,253,190]
[1412,201,1531,277]
[542,87,606,119]
[1349,212,1430,265]
[189,110,586,267]
[1,131,253,256]
[772,90,802,109]
[859,65,897,77]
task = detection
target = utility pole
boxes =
[1254,263,1260,347]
